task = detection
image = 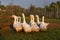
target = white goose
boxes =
[12,15,22,32]
[40,16,49,31]
[22,13,31,33]
[18,16,22,31]
[35,15,41,26]
[29,15,40,32]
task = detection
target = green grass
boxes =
[0,27,60,40]
[44,18,60,23]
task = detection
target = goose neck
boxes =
[22,14,26,23]
[32,16,35,24]
[14,17,17,24]
[18,17,21,23]
[16,17,18,23]
[42,16,44,23]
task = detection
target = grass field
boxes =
[0,18,60,40]
[0,27,60,40]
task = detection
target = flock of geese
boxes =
[12,13,49,33]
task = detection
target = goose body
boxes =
[22,13,31,33]
[12,15,22,32]
[29,15,39,32]
[40,16,49,31]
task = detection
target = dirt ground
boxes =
[48,23,60,28]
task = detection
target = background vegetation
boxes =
[0,1,60,19]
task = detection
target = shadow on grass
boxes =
[10,23,16,33]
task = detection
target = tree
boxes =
[57,1,60,18]
[28,4,41,17]
[49,2,57,18]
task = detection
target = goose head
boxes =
[30,15,34,19]
[30,15,33,19]
[12,15,16,17]
[30,14,35,24]
[12,15,18,24]
[30,15,33,22]
[22,13,24,17]
[30,15,34,20]
[36,15,39,18]
[12,15,16,18]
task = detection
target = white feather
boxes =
[40,16,49,31]
[22,13,31,33]
[12,15,22,32]
[29,15,39,32]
